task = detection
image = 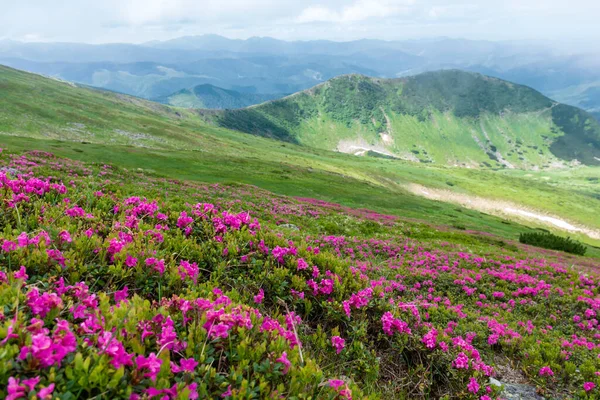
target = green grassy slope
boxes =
[153,84,282,109]
[1,64,599,251]
[208,70,600,168]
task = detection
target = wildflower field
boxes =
[1,148,600,399]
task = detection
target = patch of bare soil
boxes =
[405,183,600,240]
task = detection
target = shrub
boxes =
[519,232,587,255]
[1,149,599,400]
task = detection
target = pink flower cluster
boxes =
[381,311,412,336]
[332,335,346,354]
[0,171,66,207]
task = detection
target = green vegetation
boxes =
[3,53,600,400]
[153,84,281,109]
[519,231,588,255]
[208,71,600,168]
[1,64,599,255]
[2,148,600,400]
[397,70,553,118]
[550,104,600,165]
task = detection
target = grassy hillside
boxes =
[2,150,600,399]
[153,84,283,109]
[208,71,600,168]
[1,64,599,251]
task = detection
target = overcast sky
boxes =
[1,0,598,45]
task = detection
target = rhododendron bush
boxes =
[0,150,599,399]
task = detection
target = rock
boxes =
[489,378,502,387]
[489,378,545,400]
[279,224,299,231]
[0,167,20,176]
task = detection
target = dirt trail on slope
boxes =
[406,183,600,240]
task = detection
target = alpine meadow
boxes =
[1,3,600,400]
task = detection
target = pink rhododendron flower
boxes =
[381,311,411,336]
[187,382,199,400]
[331,335,346,354]
[422,328,438,349]
[135,353,163,381]
[212,323,231,339]
[0,320,19,345]
[452,352,469,369]
[46,249,66,267]
[36,383,55,399]
[584,382,596,392]
[2,240,17,253]
[27,288,63,317]
[178,260,199,284]
[125,255,137,267]
[221,385,232,398]
[18,319,76,368]
[539,366,554,376]
[58,230,72,243]
[329,379,345,389]
[328,379,352,399]
[254,288,264,304]
[177,211,193,231]
[467,377,480,393]
[114,286,128,303]
[14,266,28,280]
[171,357,199,373]
[97,332,133,369]
[276,351,291,374]
[16,232,29,248]
[145,257,165,275]
[297,258,308,270]
[7,377,27,400]
[320,279,334,295]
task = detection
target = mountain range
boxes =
[203,71,600,168]
[3,22,600,400]
[1,35,600,116]
[1,63,599,242]
[1,62,598,169]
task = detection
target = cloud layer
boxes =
[0,0,598,44]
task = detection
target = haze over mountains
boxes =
[2,35,600,117]
[152,84,282,109]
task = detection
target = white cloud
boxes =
[120,0,183,25]
[116,0,294,26]
[427,4,480,20]
[297,6,338,23]
[298,0,413,23]
[0,0,598,44]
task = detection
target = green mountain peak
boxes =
[211,69,600,168]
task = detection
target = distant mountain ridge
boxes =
[153,84,283,109]
[0,55,378,102]
[203,70,600,168]
[3,35,600,112]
